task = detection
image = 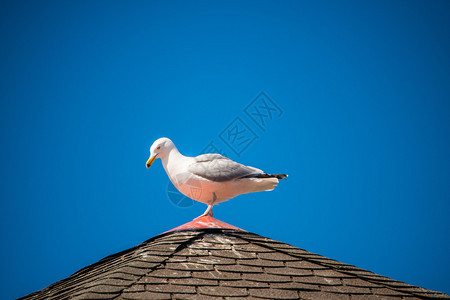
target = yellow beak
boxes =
[146,154,158,169]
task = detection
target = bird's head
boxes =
[146,137,175,168]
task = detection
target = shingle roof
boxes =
[21,216,449,300]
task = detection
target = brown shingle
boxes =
[198,286,248,297]
[203,233,250,245]
[258,251,301,261]
[122,291,172,299]
[216,264,263,273]
[78,283,124,294]
[166,261,214,271]
[174,247,210,257]
[286,260,329,270]
[269,281,321,291]
[132,253,169,263]
[141,249,176,257]
[172,293,227,300]
[189,256,236,265]
[233,244,277,253]
[242,273,291,283]
[265,266,311,276]
[313,268,354,278]
[221,279,269,288]
[239,258,284,267]
[342,277,380,287]
[170,278,219,286]
[148,268,191,279]
[112,266,149,276]
[90,278,132,287]
[210,249,257,259]
[104,271,140,281]
[192,270,241,281]
[190,241,233,250]
[321,284,372,294]
[71,292,121,299]
[135,275,168,284]
[299,291,352,300]
[371,287,412,297]
[293,274,341,286]
[148,283,196,294]
[122,284,146,292]
[126,260,159,269]
[350,295,395,300]
[249,288,299,299]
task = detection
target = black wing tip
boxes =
[243,173,288,179]
[274,174,288,180]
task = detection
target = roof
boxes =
[21,216,449,300]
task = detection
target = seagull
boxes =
[146,137,287,217]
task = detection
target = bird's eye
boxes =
[156,146,161,150]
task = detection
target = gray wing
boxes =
[189,154,263,182]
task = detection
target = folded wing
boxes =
[189,154,263,182]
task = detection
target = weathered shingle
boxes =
[20,216,450,300]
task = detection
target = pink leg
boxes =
[200,192,217,217]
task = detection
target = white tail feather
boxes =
[246,177,279,193]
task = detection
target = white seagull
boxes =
[146,137,287,217]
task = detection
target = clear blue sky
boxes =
[1,1,449,298]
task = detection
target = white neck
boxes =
[161,146,184,174]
